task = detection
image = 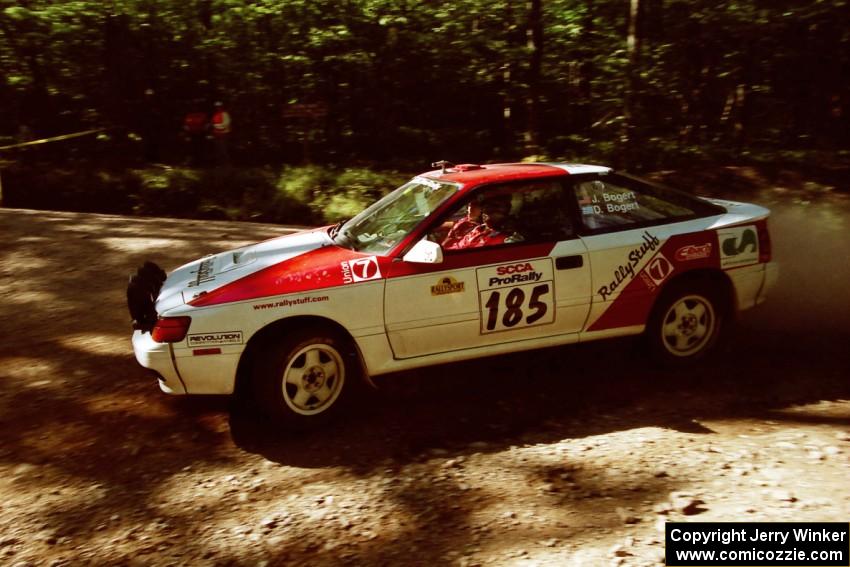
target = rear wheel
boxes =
[648,282,725,365]
[253,328,358,427]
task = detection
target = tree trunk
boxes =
[622,0,642,167]
[524,0,543,156]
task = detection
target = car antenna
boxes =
[431,160,453,174]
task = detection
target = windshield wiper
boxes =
[329,219,347,239]
[329,219,354,247]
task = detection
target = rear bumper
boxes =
[759,261,779,304]
[727,261,778,312]
[132,331,187,394]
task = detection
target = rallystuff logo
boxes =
[253,296,329,310]
[341,256,382,284]
[597,231,660,300]
[718,225,759,268]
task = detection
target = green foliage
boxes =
[275,166,404,223]
[3,161,406,225]
[0,0,847,176]
[1,162,135,213]
[134,168,203,216]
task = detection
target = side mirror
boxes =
[402,239,444,264]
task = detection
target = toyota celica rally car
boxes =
[128,162,778,425]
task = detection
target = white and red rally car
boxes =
[129,162,778,425]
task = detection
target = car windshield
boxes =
[334,176,459,253]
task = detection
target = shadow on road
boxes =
[0,190,848,564]
[228,318,850,471]
[223,191,850,470]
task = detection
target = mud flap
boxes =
[127,261,167,331]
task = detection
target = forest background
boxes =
[1,0,848,224]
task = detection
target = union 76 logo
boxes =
[646,253,673,286]
[341,256,382,284]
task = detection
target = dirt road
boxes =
[0,189,848,566]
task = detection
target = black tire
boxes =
[647,280,726,366]
[252,327,359,428]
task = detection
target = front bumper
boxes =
[132,330,187,394]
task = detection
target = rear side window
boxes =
[573,173,707,231]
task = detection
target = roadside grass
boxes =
[1,163,407,225]
[2,149,846,226]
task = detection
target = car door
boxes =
[383,179,592,359]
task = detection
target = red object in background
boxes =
[183,112,207,134]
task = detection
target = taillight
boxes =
[757,219,772,263]
[151,317,192,343]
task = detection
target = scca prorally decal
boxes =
[431,277,465,296]
[486,262,543,287]
[597,231,660,300]
[188,257,215,287]
[253,295,330,310]
[718,225,759,268]
[475,258,555,334]
[187,331,243,347]
[675,243,712,262]
[341,256,382,284]
[476,259,555,291]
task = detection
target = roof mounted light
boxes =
[431,160,454,174]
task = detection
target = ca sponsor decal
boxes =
[718,225,759,268]
[187,331,243,347]
[341,256,382,284]
[675,243,712,262]
[431,276,465,296]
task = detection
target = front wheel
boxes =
[647,282,725,365]
[253,328,358,427]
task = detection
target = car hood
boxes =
[155,227,333,313]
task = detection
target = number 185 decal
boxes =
[476,259,556,334]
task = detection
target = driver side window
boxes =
[430,180,574,251]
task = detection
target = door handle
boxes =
[556,255,584,270]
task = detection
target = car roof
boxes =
[421,162,611,187]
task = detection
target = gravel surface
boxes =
[0,201,848,566]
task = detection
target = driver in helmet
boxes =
[442,199,482,250]
[453,194,523,249]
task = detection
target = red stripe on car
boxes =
[587,231,720,332]
[388,242,557,278]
